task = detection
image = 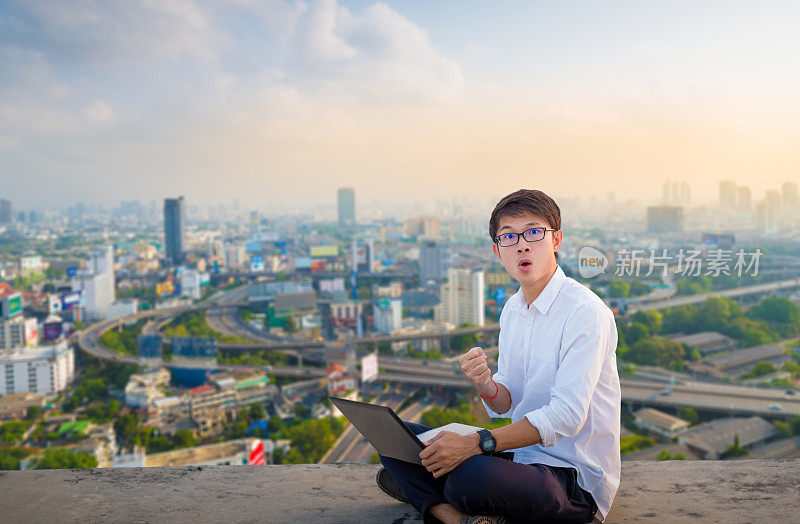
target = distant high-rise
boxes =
[419,241,449,285]
[435,268,485,327]
[71,245,115,322]
[661,180,690,206]
[337,188,355,227]
[756,200,777,234]
[164,197,186,266]
[782,182,798,210]
[646,206,684,233]
[0,199,13,224]
[719,180,736,208]
[737,186,751,212]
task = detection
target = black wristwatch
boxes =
[477,429,497,454]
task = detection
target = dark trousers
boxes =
[379,422,597,524]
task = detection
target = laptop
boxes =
[329,396,484,465]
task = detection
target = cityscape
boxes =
[2,1,800,521]
[1,179,800,472]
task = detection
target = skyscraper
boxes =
[337,188,355,227]
[782,182,799,210]
[435,268,485,327]
[719,181,736,208]
[737,186,752,212]
[164,197,186,266]
[0,199,13,224]
[71,245,115,322]
[419,241,449,285]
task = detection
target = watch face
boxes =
[481,435,496,452]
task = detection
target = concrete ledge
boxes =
[0,460,798,523]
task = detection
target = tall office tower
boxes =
[405,217,441,239]
[646,206,684,233]
[765,190,782,211]
[374,299,402,334]
[661,181,670,205]
[680,182,690,206]
[719,180,737,208]
[0,199,13,224]
[435,268,485,327]
[353,239,375,273]
[164,197,186,266]
[337,187,355,227]
[756,200,777,234]
[419,241,448,285]
[782,182,799,210]
[737,186,752,212]
[71,245,115,322]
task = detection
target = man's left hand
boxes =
[419,431,480,478]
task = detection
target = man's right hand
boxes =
[459,347,493,388]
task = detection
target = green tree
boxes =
[0,447,32,470]
[34,448,97,469]
[173,429,197,449]
[748,297,800,325]
[247,403,266,423]
[781,360,800,379]
[678,407,698,423]
[721,433,748,459]
[741,361,776,379]
[631,310,663,335]
[620,435,655,454]
[626,322,651,346]
[657,449,687,461]
[0,420,32,445]
[608,281,630,298]
[626,337,685,370]
[267,415,285,435]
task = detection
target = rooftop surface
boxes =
[1,460,798,523]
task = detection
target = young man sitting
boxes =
[377,189,621,523]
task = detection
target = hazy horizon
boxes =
[2,1,800,210]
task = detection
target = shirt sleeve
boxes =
[524,302,616,447]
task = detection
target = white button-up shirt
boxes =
[483,265,621,522]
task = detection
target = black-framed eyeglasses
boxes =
[494,227,557,247]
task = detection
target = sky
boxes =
[2,0,800,211]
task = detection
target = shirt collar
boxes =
[515,264,566,316]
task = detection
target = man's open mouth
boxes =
[518,260,532,270]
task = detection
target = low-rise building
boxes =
[677,416,778,459]
[665,331,736,355]
[633,408,691,438]
[0,340,74,396]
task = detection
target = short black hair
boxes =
[489,189,561,260]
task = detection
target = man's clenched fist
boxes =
[459,347,492,388]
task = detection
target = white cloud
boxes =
[84,100,116,124]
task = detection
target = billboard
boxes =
[44,321,63,341]
[67,266,78,277]
[310,245,339,258]
[137,335,163,358]
[156,280,175,296]
[6,295,22,317]
[172,337,218,359]
[310,259,327,273]
[361,351,378,383]
[24,318,39,347]
[60,292,81,310]
[294,257,312,270]
[250,255,265,272]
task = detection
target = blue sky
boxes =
[2,1,800,211]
